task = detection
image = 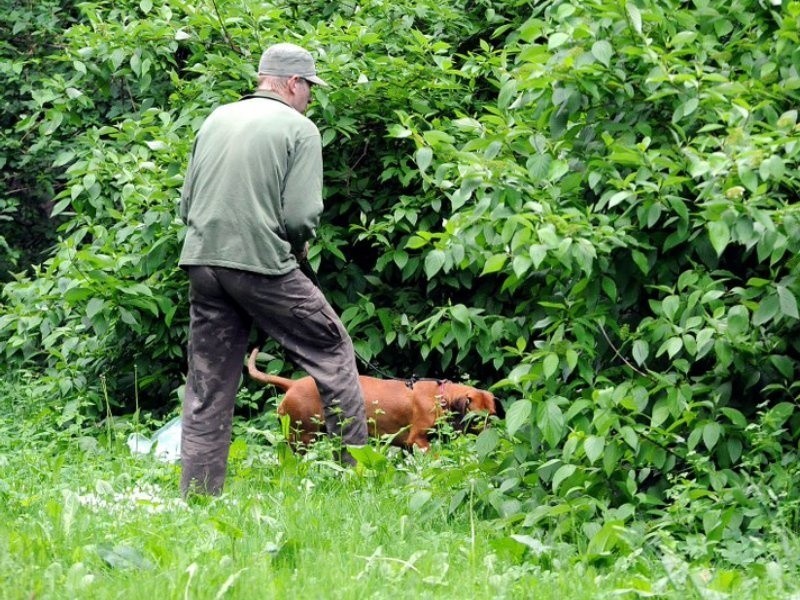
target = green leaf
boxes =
[662,295,680,320]
[608,190,632,208]
[657,337,683,359]
[120,283,153,297]
[626,2,642,34]
[552,464,576,494]
[631,250,650,274]
[542,353,559,379]
[509,534,550,555]
[708,221,730,257]
[424,250,446,278]
[481,253,507,275]
[688,426,702,450]
[538,399,565,447]
[602,441,621,476]
[759,155,785,181]
[753,294,780,326]
[740,168,758,193]
[506,399,532,437]
[450,304,470,324]
[632,340,649,366]
[118,307,138,327]
[777,110,798,130]
[777,285,799,319]
[727,305,750,336]
[475,428,499,460]
[768,402,794,427]
[530,245,547,268]
[683,97,699,117]
[583,435,605,464]
[210,517,243,539]
[587,520,626,557]
[50,197,72,217]
[321,128,336,147]
[87,297,105,319]
[769,355,795,379]
[703,422,722,451]
[671,31,698,49]
[527,154,551,180]
[409,489,432,512]
[548,32,570,50]
[43,111,63,136]
[53,151,76,168]
[405,235,430,250]
[591,40,614,67]
[348,445,388,470]
[620,426,639,451]
[602,276,617,301]
[387,124,412,138]
[720,407,746,428]
[565,349,578,372]
[512,255,532,278]
[727,438,743,463]
[97,544,155,570]
[498,79,518,109]
[651,399,671,428]
[393,250,408,269]
[416,147,433,172]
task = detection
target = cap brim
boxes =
[305,74,328,87]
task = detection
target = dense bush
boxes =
[2,0,800,554]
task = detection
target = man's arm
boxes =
[179,139,199,223]
[282,132,324,253]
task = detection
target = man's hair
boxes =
[257,74,291,93]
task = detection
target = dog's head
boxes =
[446,388,499,433]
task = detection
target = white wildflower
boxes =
[77,481,187,517]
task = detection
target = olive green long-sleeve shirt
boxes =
[179,90,324,275]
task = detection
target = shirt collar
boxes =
[245,89,291,107]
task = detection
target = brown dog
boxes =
[247,348,497,450]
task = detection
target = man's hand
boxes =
[294,242,309,261]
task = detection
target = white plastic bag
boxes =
[126,416,182,463]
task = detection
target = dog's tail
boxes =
[247,348,295,391]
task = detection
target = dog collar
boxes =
[436,380,449,408]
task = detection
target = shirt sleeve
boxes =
[179,139,198,224]
[282,131,324,252]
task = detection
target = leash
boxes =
[353,345,449,391]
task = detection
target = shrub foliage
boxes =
[2,0,800,553]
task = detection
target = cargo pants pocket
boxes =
[290,292,345,348]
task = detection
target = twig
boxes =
[351,140,370,170]
[210,0,242,54]
[599,324,652,379]
[123,79,138,112]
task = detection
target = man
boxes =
[178,42,368,496]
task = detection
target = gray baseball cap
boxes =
[257,43,328,87]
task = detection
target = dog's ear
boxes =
[450,396,470,416]
[476,391,509,421]
[447,396,471,432]
[470,391,498,416]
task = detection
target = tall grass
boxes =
[0,380,795,599]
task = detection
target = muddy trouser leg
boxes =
[216,268,368,454]
[181,266,251,496]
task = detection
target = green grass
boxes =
[0,389,797,599]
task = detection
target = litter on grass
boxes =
[126,416,181,463]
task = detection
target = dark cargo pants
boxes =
[180,266,368,495]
